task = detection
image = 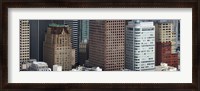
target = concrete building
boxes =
[125,20,155,71]
[29,20,64,61]
[53,65,62,71]
[155,63,177,71]
[78,20,89,65]
[29,61,51,71]
[64,20,80,64]
[89,20,125,71]
[43,23,75,71]
[155,21,179,68]
[20,20,30,70]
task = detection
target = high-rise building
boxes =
[79,20,89,42]
[155,21,177,53]
[64,20,79,64]
[79,41,89,65]
[29,20,64,61]
[155,21,179,68]
[125,20,155,71]
[78,20,89,65]
[43,23,75,71]
[89,20,125,71]
[20,20,30,70]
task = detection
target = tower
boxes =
[125,20,155,71]
[89,20,125,71]
[20,20,30,70]
[43,23,75,71]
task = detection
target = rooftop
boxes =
[33,61,48,67]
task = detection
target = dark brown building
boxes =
[156,42,179,68]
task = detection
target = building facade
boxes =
[89,20,125,71]
[29,20,64,61]
[155,21,179,68]
[43,23,75,71]
[64,20,79,64]
[53,65,62,71]
[79,20,89,43]
[78,20,89,65]
[125,20,155,71]
[79,41,89,65]
[20,20,30,70]
[28,61,51,71]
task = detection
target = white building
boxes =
[155,63,177,71]
[125,20,155,71]
[71,66,102,71]
[53,65,62,71]
[29,61,51,71]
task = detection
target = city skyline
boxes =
[19,19,180,71]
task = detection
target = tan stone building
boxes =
[43,24,75,71]
[89,20,125,71]
[20,20,30,70]
[155,22,176,53]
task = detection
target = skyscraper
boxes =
[64,20,79,64]
[79,20,89,65]
[20,20,30,70]
[155,21,179,68]
[89,20,125,71]
[79,42,88,65]
[79,20,89,42]
[29,20,64,61]
[43,23,75,71]
[125,20,155,71]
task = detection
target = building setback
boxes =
[155,21,179,68]
[20,20,30,70]
[43,23,75,71]
[125,20,155,71]
[89,20,125,71]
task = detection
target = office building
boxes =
[79,20,89,42]
[89,20,125,71]
[79,41,89,65]
[29,20,64,61]
[43,23,75,71]
[155,21,179,68]
[125,20,155,71]
[78,20,89,65]
[64,20,79,64]
[20,20,30,70]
